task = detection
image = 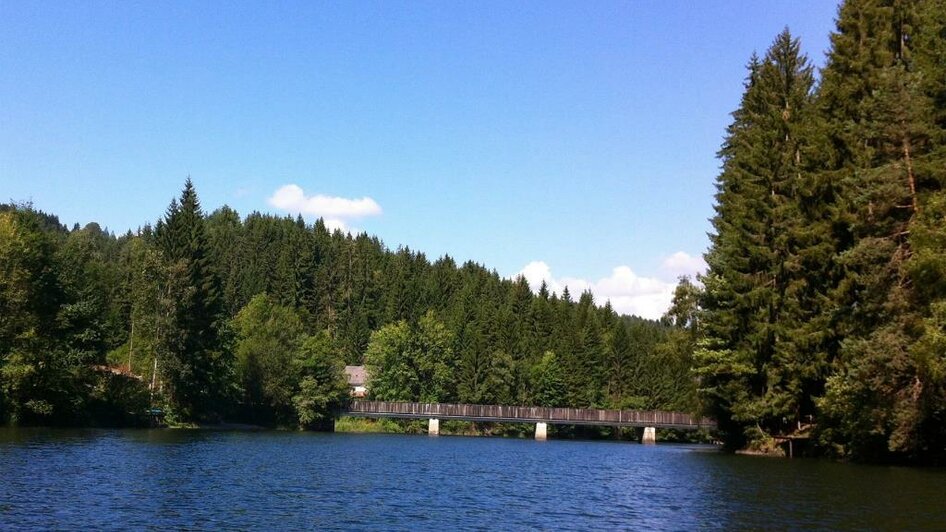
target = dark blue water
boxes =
[1,429,944,530]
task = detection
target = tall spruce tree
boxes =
[155,179,230,421]
[697,30,819,448]
[816,0,946,461]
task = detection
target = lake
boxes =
[1,428,944,530]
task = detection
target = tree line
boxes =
[696,0,946,463]
[4,0,942,464]
[0,180,695,429]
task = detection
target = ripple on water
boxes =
[2,430,946,530]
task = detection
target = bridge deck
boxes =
[342,400,714,430]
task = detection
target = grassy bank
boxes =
[334,417,532,436]
[333,417,715,442]
[334,417,414,434]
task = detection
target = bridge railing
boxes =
[344,400,715,429]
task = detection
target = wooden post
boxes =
[428,418,439,436]
[535,422,548,441]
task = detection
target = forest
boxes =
[0,181,696,432]
[2,0,945,464]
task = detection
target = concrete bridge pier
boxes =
[535,422,548,440]
[428,418,440,436]
[642,426,656,444]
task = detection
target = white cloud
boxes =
[322,218,350,233]
[517,261,676,320]
[661,251,707,280]
[519,261,555,290]
[267,184,382,228]
[516,251,705,320]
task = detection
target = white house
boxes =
[344,365,368,398]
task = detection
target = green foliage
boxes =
[233,293,306,424]
[232,295,347,428]
[364,312,455,403]
[697,29,823,446]
[291,332,349,428]
[814,0,946,462]
[482,351,516,405]
[3,1,946,464]
[154,179,231,421]
[698,2,946,463]
[86,371,151,427]
[0,209,74,424]
[531,351,567,407]
[3,184,706,433]
[363,321,413,401]
[334,416,406,433]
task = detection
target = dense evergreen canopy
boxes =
[698,0,946,463]
[1,0,944,463]
[0,186,693,430]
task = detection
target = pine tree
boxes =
[155,179,229,421]
[817,0,946,461]
[204,206,244,315]
[573,291,607,407]
[697,30,819,447]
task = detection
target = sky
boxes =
[0,1,840,319]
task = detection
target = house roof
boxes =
[344,365,367,386]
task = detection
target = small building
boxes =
[344,365,368,398]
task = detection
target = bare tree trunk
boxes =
[150,357,158,400]
[128,319,135,374]
[903,136,919,215]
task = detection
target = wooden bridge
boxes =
[341,400,715,442]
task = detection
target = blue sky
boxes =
[0,1,839,318]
